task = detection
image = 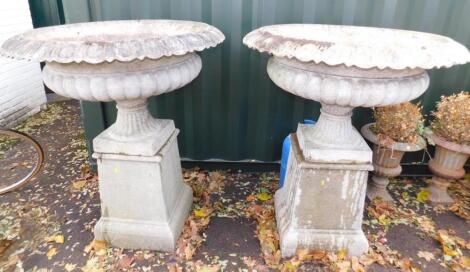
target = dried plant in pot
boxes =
[361,102,426,202]
[425,92,470,203]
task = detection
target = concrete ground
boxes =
[0,100,468,271]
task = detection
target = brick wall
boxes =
[0,0,46,128]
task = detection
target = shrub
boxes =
[372,102,424,146]
[430,92,470,145]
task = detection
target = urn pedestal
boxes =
[0,20,225,251]
[276,133,370,256]
[243,24,469,257]
[93,130,193,250]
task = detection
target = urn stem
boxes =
[309,103,364,149]
[108,98,160,140]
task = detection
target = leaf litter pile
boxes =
[0,100,469,271]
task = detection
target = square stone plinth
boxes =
[92,130,192,251]
[93,119,175,156]
[297,124,372,164]
[276,134,373,257]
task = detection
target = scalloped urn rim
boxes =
[243,24,470,70]
[361,123,426,152]
[0,19,225,64]
[425,130,470,155]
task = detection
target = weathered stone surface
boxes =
[266,57,429,164]
[93,131,193,251]
[0,20,225,64]
[242,24,470,257]
[0,20,224,251]
[243,24,470,70]
[275,135,371,257]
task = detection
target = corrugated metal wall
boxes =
[39,0,470,166]
[28,0,64,28]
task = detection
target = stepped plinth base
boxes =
[92,130,192,251]
[276,133,372,257]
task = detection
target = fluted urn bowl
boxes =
[1,20,225,156]
[244,24,470,163]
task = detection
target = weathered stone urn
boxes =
[361,123,426,202]
[0,20,224,251]
[243,24,470,257]
[426,131,470,203]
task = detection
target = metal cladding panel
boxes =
[35,0,470,167]
[28,0,64,27]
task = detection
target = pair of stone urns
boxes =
[1,20,469,257]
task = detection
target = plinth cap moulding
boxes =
[243,24,470,70]
[0,20,225,64]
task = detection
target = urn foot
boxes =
[279,228,369,258]
[94,185,192,251]
[93,130,193,251]
[427,177,453,203]
[367,175,393,202]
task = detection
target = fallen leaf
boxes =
[281,260,299,271]
[417,251,434,262]
[416,189,430,203]
[336,260,351,272]
[437,230,461,258]
[256,192,272,201]
[72,179,87,190]
[311,250,327,260]
[358,254,376,266]
[459,256,470,268]
[351,256,365,272]
[51,234,64,244]
[194,208,210,218]
[95,248,107,256]
[117,255,135,269]
[0,239,12,255]
[246,195,257,202]
[402,191,410,201]
[84,239,107,254]
[64,263,77,271]
[167,263,183,272]
[337,249,348,260]
[46,247,58,260]
[81,257,104,272]
[91,239,107,250]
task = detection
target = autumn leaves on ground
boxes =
[0,101,469,272]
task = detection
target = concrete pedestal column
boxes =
[93,130,193,251]
[276,134,370,257]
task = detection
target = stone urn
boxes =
[0,20,224,251]
[426,131,470,203]
[361,123,426,202]
[243,24,470,257]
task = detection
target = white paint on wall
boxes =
[0,0,46,127]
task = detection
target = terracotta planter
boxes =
[361,123,426,202]
[426,131,470,203]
